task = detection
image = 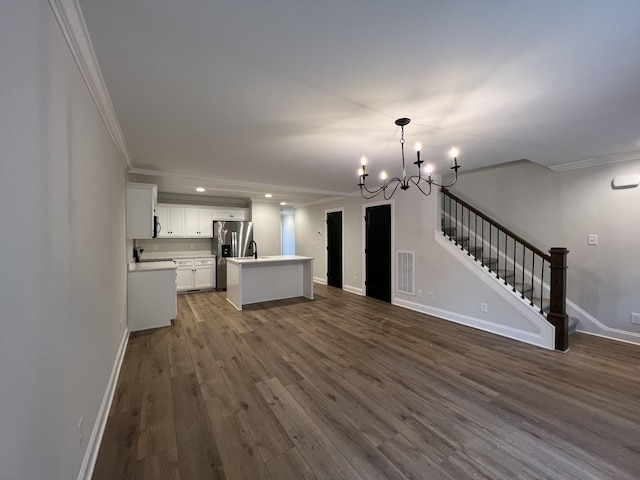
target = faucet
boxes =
[249,240,258,259]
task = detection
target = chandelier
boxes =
[357,117,461,200]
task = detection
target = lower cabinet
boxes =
[128,266,177,332]
[175,257,216,292]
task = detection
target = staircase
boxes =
[441,188,574,350]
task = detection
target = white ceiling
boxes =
[77,0,640,206]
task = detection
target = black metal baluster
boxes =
[466,207,471,255]
[512,238,517,292]
[540,258,546,314]
[460,205,465,250]
[481,218,485,267]
[521,246,527,299]
[504,232,509,285]
[530,253,535,306]
[496,228,501,278]
[488,224,493,272]
[474,213,478,260]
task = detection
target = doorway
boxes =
[365,204,391,302]
[326,210,343,288]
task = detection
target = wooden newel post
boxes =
[548,247,569,351]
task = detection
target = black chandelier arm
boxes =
[416,165,459,188]
[407,176,433,196]
[359,176,404,199]
[383,180,402,200]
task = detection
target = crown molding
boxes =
[48,0,132,170]
[548,150,640,172]
[129,168,353,197]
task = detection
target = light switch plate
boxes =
[587,234,598,245]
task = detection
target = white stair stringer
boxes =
[432,231,555,350]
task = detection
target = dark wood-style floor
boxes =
[92,284,640,479]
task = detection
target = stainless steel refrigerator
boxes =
[213,220,253,290]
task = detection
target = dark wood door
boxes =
[365,204,391,302]
[326,211,343,288]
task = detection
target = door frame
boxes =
[324,207,344,289]
[361,200,395,301]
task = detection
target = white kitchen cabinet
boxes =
[156,205,185,237]
[175,259,195,290]
[125,183,157,239]
[127,262,177,331]
[175,257,216,291]
[185,208,213,237]
[212,207,249,221]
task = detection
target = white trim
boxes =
[343,284,364,296]
[78,327,130,480]
[548,150,640,172]
[394,297,554,350]
[131,168,353,198]
[566,300,640,346]
[48,0,132,171]
[313,276,327,285]
[435,232,555,350]
[325,208,345,290]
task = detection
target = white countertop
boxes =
[128,261,177,272]
[227,255,313,265]
[141,251,216,260]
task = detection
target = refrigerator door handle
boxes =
[232,231,237,257]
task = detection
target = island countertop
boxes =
[226,255,314,265]
[226,255,314,310]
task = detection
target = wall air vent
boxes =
[397,250,415,295]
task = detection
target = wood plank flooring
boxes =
[92,284,640,479]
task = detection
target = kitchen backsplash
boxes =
[136,237,213,255]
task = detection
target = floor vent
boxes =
[397,250,415,295]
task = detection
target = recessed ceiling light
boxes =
[280,202,286,206]
[196,187,205,192]
[265,193,272,198]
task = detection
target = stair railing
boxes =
[441,188,569,351]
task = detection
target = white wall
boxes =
[0,2,128,478]
[450,159,640,338]
[296,196,364,289]
[251,201,283,256]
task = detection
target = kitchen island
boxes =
[226,255,314,310]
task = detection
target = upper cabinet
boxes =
[155,205,185,237]
[151,204,250,238]
[126,183,157,239]
[185,208,213,237]
[212,207,250,221]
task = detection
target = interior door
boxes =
[326,211,343,288]
[365,204,391,302]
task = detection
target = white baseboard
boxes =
[343,284,363,296]
[567,300,640,346]
[394,297,554,350]
[78,327,130,480]
[313,276,327,285]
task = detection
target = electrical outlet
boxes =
[480,303,488,313]
[78,417,84,444]
[417,290,423,298]
[587,234,598,245]
[631,313,640,325]
[427,291,434,301]
[153,243,158,250]
[190,243,194,249]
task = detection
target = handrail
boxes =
[440,187,569,351]
[441,188,549,261]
